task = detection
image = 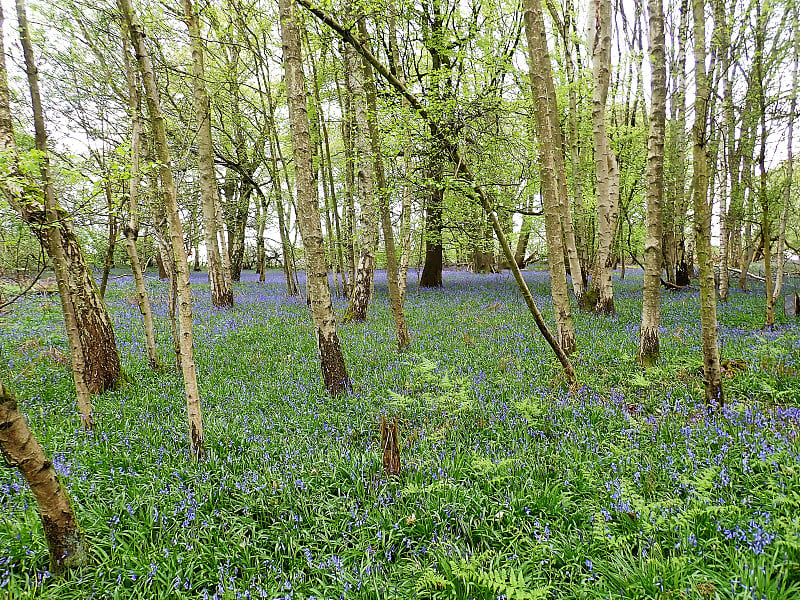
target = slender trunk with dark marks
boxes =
[358,17,410,349]
[120,21,159,370]
[279,0,351,394]
[639,0,666,366]
[183,0,234,307]
[121,0,206,457]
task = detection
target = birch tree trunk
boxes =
[548,0,590,284]
[342,14,378,323]
[522,0,576,354]
[587,0,619,314]
[120,0,206,458]
[336,53,358,295]
[279,0,351,394]
[717,1,734,302]
[388,0,413,300]
[182,0,233,308]
[358,18,410,350]
[754,0,775,328]
[639,0,666,366]
[691,0,724,405]
[120,22,160,371]
[0,380,88,573]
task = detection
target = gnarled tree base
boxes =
[638,327,660,366]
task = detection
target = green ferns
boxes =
[416,554,550,600]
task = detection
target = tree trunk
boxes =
[183,0,234,307]
[550,0,590,285]
[523,0,576,354]
[691,0,724,405]
[99,179,118,299]
[275,180,298,295]
[15,0,94,426]
[665,0,690,286]
[335,59,358,294]
[514,210,532,268]
[419,0,449,289]
[321,114,348,296]
[387,1,413,300]
[224,171,250,282]
[342,16,378,322]
[738,161,756,290]
[120,20,160,370]
[0,380,88,573]
[639,0,666,366]
[420,159,445,287]
[473,213,494,274]
[729,98,757,291]
[256,189,267,282]
[306,41,342,297]
[279,0,351,394]
[358,18,410,350]
[717,2,734,302]
[149,168,182,369]
[260,56,299,297]
[121,0,206,458]
[755,0,775,328]
[587,0,619,314]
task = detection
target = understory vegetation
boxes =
[1,268,799,599]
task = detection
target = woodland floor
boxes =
[1,267,799,599]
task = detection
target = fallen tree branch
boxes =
[724,266,766,282]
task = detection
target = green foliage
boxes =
[387,355,474,418]
[416,553,550,600]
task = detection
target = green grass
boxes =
[1,268,799,599]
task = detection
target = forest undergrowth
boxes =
[1,268,799,599]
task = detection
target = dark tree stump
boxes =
[380,416,401,477]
